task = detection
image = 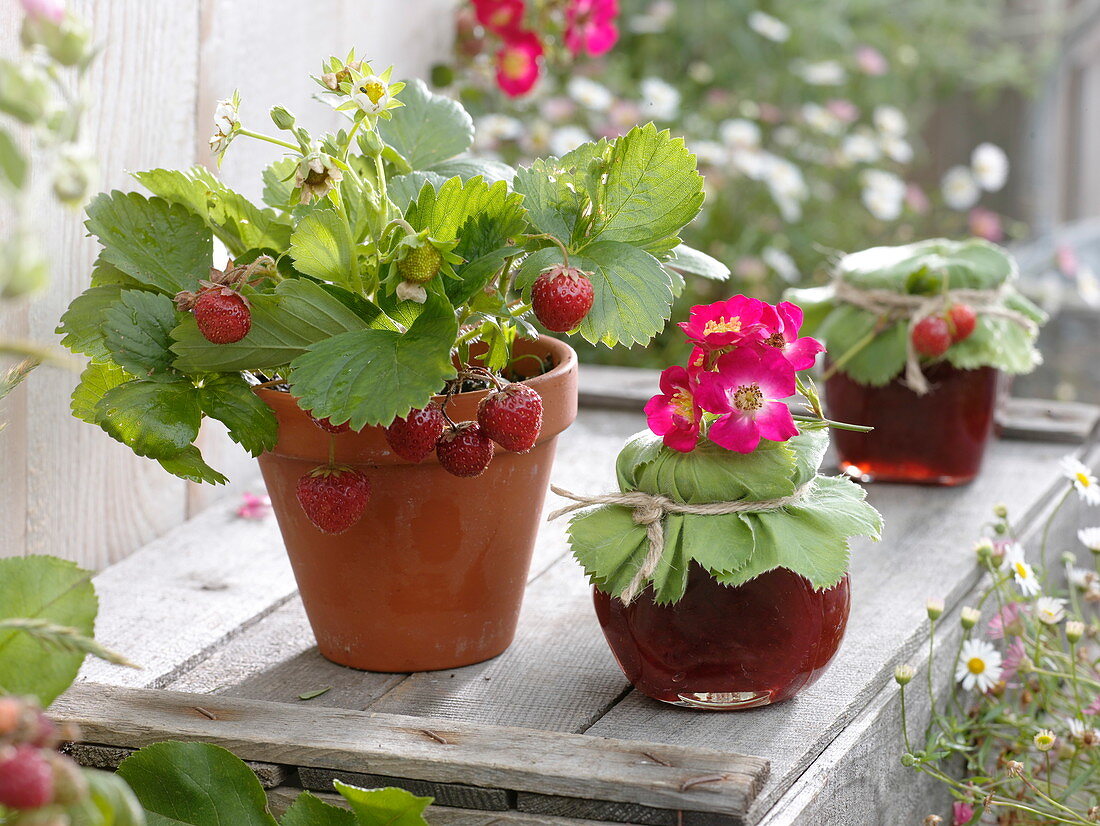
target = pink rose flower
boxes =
[21,0,65,24]
[952,801,975,825]
[564,0,619,57]
[236,492,271,520]
[473,0,526,35]
[494,30,544,97]
[762,301,824,371]
[645,366,702,452]
[678,295,773,351]
[696,347,798,453]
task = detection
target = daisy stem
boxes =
[237,128,300,152]
[1039,487,1071,582]
[926,617,939,736]
[899,683,913,754]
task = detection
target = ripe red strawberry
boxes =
[436,422,494,478]
[194,287,251,344]
[478,384,543,453]
[946,303,977,343]
[384,403,445,463]
[0,745,54,809]
[310,415,351,434]
[531,265,594,333]
[912,315,952,358]
[295,466,371,535]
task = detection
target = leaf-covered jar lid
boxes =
[786,238,1047,387]
[565,426,883,604]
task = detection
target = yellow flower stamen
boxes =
[1077,472,1093,488]
[360,79,386,105]
[501,50,529,79]
[732,383,763,412]
[703,316,742,336]
[967,657,985,675]
[670,389,696,422]
[1014,562,1030,579]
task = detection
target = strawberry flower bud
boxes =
[209,91,241,160]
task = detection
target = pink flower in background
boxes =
[679,295,774,350]
[969,207,1004,242]
[826,99,859,123]
[236,492,271,520]
[21,0,64,23]
[645,366,703,452]
[696,348,797,453]
[757,102,783,124]
[1056,244,1079,277]
[763,301,825,370]
[539,95,577,123]
[494,31,544,97]
[473,0,526,35]
[905,183,930,215]
[564,0,619,57]
[1000,636,1027,682]
[1086,695,1100,716]
[987,602,1022,640]
[952,801,975,825]
[855,45,888,75]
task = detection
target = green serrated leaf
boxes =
[512,157,584,242]
[288,294,457,429]
[157,445,229,485]
[85,191,212,295]
[172,278,368,372]
[71,361,133,424]
[289,210,357,291]
[95,379,201,459]
[387,171,447,212]
[280,790,355,826]
[666,244,730,280]
[0,556,97,705]
[91,257,142,288]
[103,290,181,380]
[58,285,124,360]
[261,158,298,210]
[573,241,674,347]
[378,78,473,170]
[406,175,520,244]
[118,742,278,826]
[333,781,432,826]
[197,374,278,457]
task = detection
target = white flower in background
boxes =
[630,0,675,34]
[1068,566,1097,591]
[567,76,613,112]
[521,120,552,156]
[801,103,841,135]
[474,114,522,150]
[690,139,727,168]
[881,135,914,164]
[1035,596,1067,625]
[352,73,391,114]
[549,126,591,157]
[731,147,768,180]
[1077,265,1100,308]
[971,142,1009,192]
[860,169,906,221]
[873,105,908,137]
[1005,543,1041,596]
[841,130,881,164]
[1078,526,1100,552]
[956,639,1003,692]
[640,77,680,121]
[747,10,790,43]
[1034,730,1057,752]
[762,247,799,282]
[720,118,761,150]
[941,165,980,211]
[209,91,241,156]
[798,61,847,86]
[760,154,808,222]
[1062,457,1100,505]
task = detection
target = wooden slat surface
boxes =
[52,683,769,817]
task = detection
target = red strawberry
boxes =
[436,422,494,478]
[912,315,952,358]
[194,287,251,344]
[478,384,543,453]
[531,265,594,333]
[384,404,445,463]
[310,415,351,434]
[0,745,54,809]
[295,466,371,535]
[946,303,977,343]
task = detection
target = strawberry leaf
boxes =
[102,290,181,380]
[512,157,585,243]
[57,285,124,360]
[71,361,132,424]
[666,243,730,280]
[94,379,202,459]
[280,791,355,826]
[405,175,521,243]
[289,209,358,292]
[197,374,278,457]
[288,293,458,429]
[85,191,212,295]
[334,781,432,826]
[157,446,229,485]
[378,78,473,170]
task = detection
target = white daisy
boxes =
[873,105,908,137]
[747,10,790,43]
[971,142,1009,192]
[719,118,761,151]
[566,76,613,112]
[549,126,591,157]
[1005,544,1041,597]
[690,140,727,168]
[1068,567,1097,591]
[1061,457,1100,505]
[881,135,914,164]
[759,155,808,222]
[860,169,906,222]
[801,103,841,135]
[1034,729,1057,752]
[640,77,680,121]
[1035,596,1066,625]
[1078,526,1100,552]
[798,60,847,86]
[956,639,1003,692]
[475,114,523,147]
[941,165,980,211]
[841,131,881,164]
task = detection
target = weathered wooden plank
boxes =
[517,792,745,826]
[80,502,295,688]
[61,742,289,789]
[298,766,512,811]
[586,437,1078,824]
[52,683,769,817]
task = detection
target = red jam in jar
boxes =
[825,363,999,486]
[593,564,850,710]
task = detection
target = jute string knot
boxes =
[831,275,1037,395]
[548,481,815,604]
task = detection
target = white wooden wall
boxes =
[0,0,456,567]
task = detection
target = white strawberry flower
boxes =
[294,142,343,205]
[1062,456,1100,506]
[971,142,1009,192]
[1005,543,1041,597]
[1079,526,1100,552]
[353,74,391,114]
[1035,596,1066,625]
[209,91,241,157]
[941,165,980,211]
[956,639,1003,692]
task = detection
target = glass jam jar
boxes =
[593,563,851,710]
[825,362,999,486]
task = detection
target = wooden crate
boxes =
[51,370,1100,825]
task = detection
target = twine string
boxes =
[549,481,814,604]
[831,277,1037,395]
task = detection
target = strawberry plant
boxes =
[55,51,725,487]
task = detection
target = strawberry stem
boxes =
[527,233,570,268]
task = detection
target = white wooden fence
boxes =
[0,0,455,568]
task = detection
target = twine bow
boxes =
[832,277,1037,395]
[548,481,814,604]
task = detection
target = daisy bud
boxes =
[1062,551,1078,567]
[974,538,993,561]
[1067,620,1085,643]
[894,664,914,686]
[960,606,981,629]
[993,522,1007,535]
[1005,760,1025,777]
[1018,655,1034,674]
[1034,729,1056,752]
[926,598,944,621]
[993,503,1008,519]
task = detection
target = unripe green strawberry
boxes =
[397,245,443,284]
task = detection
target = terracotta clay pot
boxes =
[256,336,578,672]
